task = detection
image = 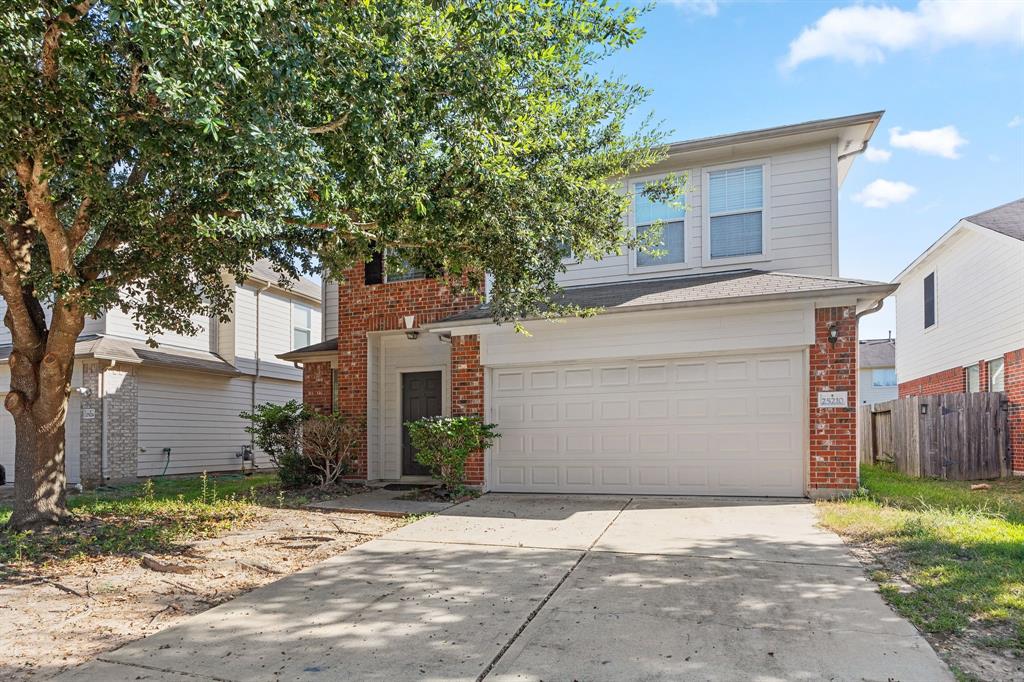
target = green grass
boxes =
[0,473,281,566]
[819,466,1024,653]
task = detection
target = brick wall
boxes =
[898,366,965,397]
[451,334,485,485]
[303,361,334,415]
[1006,349,1024,473]
[78,362,138,486]
[808,307,858,496]
[899,347,1024,474]
[334,266,480,479]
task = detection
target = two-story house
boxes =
[893,198,1024,474]
[283,112,896,498]
[858,337,897,406]
[0,260,321,487]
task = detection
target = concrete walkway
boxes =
[58,495,952,681]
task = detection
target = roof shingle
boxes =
[965,198,1024,241]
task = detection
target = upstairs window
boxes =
[708,164,765,259]
[634,181,686,268]
[364,250,428,285]
[989,358,1005,392]
[871,368,897,387]
[293,303,312,349]
[923,272,936,328]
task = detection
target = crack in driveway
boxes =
[476,497,633,681]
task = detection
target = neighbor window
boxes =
[708,164,764,259]
[871,368,897,387]
[293,303,312,349]
[989,358,1005,392]
[634,181,685,267]
[923,272,936,328]
[966,363,980,393]
[364,250,426,284]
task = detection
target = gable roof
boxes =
[895,198,1024,282]
[0,335,239,375]
[859,338,895,369]
[964,198,1024,241]
[247,259,321,302]
[435,270,895,325]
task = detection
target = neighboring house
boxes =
[282,111,897,498]
[0,261,321,487]
[893,198,1024,473]
[858,338,897,405]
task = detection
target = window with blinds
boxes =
[633,181,686,268]
[708,165,764,259]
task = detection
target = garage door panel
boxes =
[489,351,805,496]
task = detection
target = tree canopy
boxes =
[0,0,667,527]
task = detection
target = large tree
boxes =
[0,0,665,529]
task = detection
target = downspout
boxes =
[250,282,271,459]
[100,360,116,482]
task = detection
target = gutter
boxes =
[425,282,899,331]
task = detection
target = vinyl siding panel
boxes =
[136,369,302,476]
[895,228,1024,382]
[233,285,320,382]
[323,280,339,340]
[858,367,898,406]
[104,307,212,351]
[556,144,836,287]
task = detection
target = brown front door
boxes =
[401,371,443,477]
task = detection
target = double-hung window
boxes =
[871,368,897,387]
[707,163,765,260]
[989,358,1005,392]
[965,363,981,393]
[293,303,312,350]
[633,181,686,268]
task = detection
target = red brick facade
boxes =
[451,334,485,485]
[808,307,859,494]
[335,267,480,479]
[303,361,334,415]
[899,347,1024,474]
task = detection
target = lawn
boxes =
[0,473,280,565]
[819,465,1024,679]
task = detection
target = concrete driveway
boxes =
[59,495,951,681]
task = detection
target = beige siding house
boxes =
[0,261,321,487]
[857,338,897,406]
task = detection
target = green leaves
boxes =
[1,0,663,335]
[406,416,500,492]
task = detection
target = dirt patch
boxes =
[0,507,403,680]
[846,540,1024,681]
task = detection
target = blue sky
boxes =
[599,0,1024,339]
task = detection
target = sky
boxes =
[597,0,1024,339]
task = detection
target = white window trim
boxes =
[701,157,771,266]
[965,362,981,393]
[923,269,938,333]
[627,171,694,274]
[292,302,313,350]
[989,357,1006,392]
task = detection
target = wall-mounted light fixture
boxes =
[403,315,419,340]
[828,324,839,346]
[920,404,928,415]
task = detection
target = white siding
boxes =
[136,369,302,476]
[234,285,321,381]
[556,143,836,287]
[376,333,451,480]
[479,303,815,368]
[323,280,338,340]
[858,368,898,406]
[895,228,1024,382]
[104,306,213,352]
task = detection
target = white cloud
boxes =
[1009,115,1024,128]
[663,0,719,16]
[864,147,892,162]
[890,125,967,159]
[782,1,1024,71]
[853,179,917,208]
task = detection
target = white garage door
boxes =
[489,351,806,496]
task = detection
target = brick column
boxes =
[978,360,990,393]
[1007,349,1024,474]
[451,334,485,485]
[303,362,334,415]
[809,307,858,497]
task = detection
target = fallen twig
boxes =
[236,560,285,575]
[141,554,194,575]
[160,578,198,594]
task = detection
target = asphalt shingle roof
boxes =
[277,337,338,360]
[0,335,239,375]
[439,270,893,323]
[859,338,895,369]
[965,198,1024,241]
[248,259,321,301]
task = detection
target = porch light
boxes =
[403,315,419,340]
[828,324,839,345]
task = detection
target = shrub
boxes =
[241,401,315,487]
[302,412,362,488]
[406,417,500,496]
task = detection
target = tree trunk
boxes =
[5,313,82,530]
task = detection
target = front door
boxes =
[401,371,443,477]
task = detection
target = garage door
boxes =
[489,351,806,496]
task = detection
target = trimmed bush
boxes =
[406,416,499,496]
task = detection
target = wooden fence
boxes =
[859,392,1010,480]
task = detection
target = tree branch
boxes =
[15,157,75,276]
[306,112,349,135]
[41,1,93,83]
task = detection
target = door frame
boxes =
[396,365,449,479]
